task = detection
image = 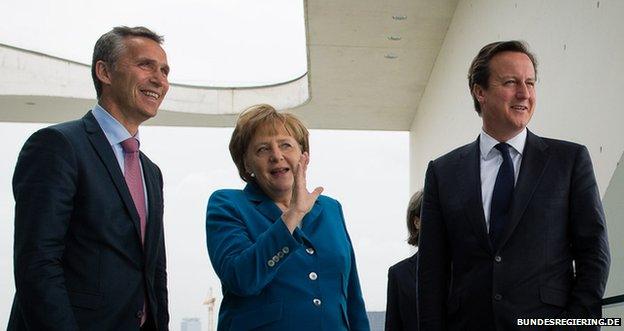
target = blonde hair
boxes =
[229,104,309,182]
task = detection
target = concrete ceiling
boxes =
[0,0,458,131]
[293,0,458,130]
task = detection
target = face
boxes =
[244,126,303,200]
[474,51,536,141]
[102,36,170,126]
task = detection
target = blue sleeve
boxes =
[205,190,303,296]
[336,201,370,331]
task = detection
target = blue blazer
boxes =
[206,183,370,331]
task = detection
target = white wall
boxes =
[409,0,624,317]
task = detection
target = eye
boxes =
[504,80,516,86]
[281,142,293,149]
[256,146,269,154]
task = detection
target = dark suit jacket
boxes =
[417,130,610,330]
[385,253,418,331]
[9,112,168,331]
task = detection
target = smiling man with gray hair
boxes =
[9,26,170,331]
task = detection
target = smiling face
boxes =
[473,51,536,141]
[98,36,170,133]
[244,124,303,201]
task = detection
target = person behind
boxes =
[417,41,610,330]
[206,104,370,330]
[9,26,170,331]
[385,190,422,331]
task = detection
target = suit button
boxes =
[272,255,280,263]
[306,247,315,255]
[309,272,318,280]
[313,298,322,306]
[494,255,502,263]
[277,251,285,258]
[135,310,144,319]
[494,294,502,301]
[282,246,290,254]
[267,259,276,267]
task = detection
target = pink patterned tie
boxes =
[121,137,147,326]
[121,137,147,243]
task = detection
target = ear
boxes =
[95,60,113,86]
[472,84,486,103]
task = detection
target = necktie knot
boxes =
[121,138,140,153]
[494,142,510,155]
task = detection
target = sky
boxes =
[0,123,411,330]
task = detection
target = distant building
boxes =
[181,317,201,331]
[367,311,385,331]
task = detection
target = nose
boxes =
[150,69,169,88]
[269,148,284,162]
[516,82,530,99]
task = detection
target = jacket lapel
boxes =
[497,130,550,249]
[82,111,142,240]
[456,137,492,253]
[244,183,283,222]
[141,153,161,261]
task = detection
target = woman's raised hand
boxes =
[282,152,323,233]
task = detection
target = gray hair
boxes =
[91,26,164,99]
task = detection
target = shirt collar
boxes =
[92,104,139,145]
[480,128,527,160]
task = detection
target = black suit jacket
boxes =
[385,253,418,331]
[9,112,169,331]
[417,130,610,330]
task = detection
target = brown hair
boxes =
[406,190,423,246]
[229,104,310,182]
[468,40,537,114]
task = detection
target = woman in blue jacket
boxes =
[206,104,370,331]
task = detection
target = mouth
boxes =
[270,167,290,176]
[510,105,528,112]
[141,89,160,101]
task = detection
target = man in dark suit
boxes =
[417,41,610,330]
[9,26,170,330]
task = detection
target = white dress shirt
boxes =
[480,128,527,231]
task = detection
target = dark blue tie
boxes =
[489,143,514,247]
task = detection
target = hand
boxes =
[282,152,323,233]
